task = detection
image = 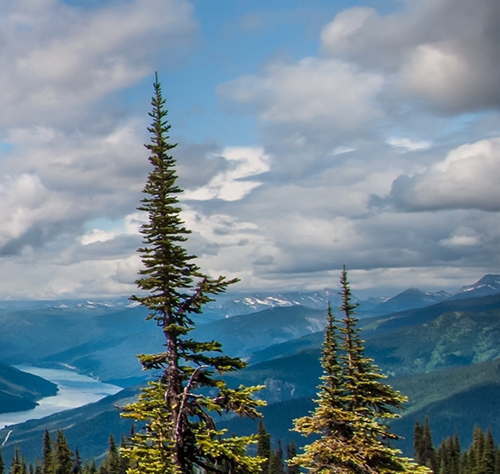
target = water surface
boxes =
[0,366,121,429]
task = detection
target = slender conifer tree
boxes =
[285,442,299,474]
[53,430,74,474]
[121,74,264,474]
[257,421,272,472]
[42,431,54,474]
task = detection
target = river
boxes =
[0,366,122,429]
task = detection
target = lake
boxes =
[0,366,122,429]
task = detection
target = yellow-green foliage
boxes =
[291,268,431,474]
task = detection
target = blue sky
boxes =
[0,0,499,299]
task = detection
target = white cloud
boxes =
[0,119,150,257]
[80,212,145,246]
[80,229,116,246]
[1,0,500,299]
[331,146,356,156]
[320,7,378,56]
[439,228,481,247]
[218,57,384,131]
[0,0,197,127]
[183,147,270,201]
[388,138,500,211]
[0,174,50,247]
[401,42,483,110]
[320,0,500,112]
[386,137,432,152]
[5,121,147,201]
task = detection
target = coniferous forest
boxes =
[0,77,499,473]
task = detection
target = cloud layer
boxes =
[0,0,499,299]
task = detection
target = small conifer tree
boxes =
[100,436,122,474]
[72,448,81,474]
[257,421,272,472]
[291,267,429,474]
[9,448,22,474]
[121,74,264,474]
[415,420,438,473]
[285,441,299,474]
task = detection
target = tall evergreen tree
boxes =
[291,267,429,474]
[452,433,461,474]
[53,430,74,474]
[470,426,487,474]
[268,441,285,474]
[268,450,277,474]
[437,437,457,474]
[81,460,96,474]
[120,74,264,474]
[42,431,54,474]
[119,436,132,474]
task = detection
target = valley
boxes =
[0,274,499,462]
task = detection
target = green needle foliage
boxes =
[120,74,264,474]
[291,267,429,474]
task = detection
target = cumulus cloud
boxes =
[320,0,500,112]
[218,57,384,132]
[385,138,500,211]
[0,122,149,254]
[0,0,197,127]
[193,0,500,295]
[1,0,500,299]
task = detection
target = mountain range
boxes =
[0,274,500,462]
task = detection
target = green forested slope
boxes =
[0,362,57,413]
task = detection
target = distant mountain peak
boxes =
[373,287,451,315]
[454,274,500,299]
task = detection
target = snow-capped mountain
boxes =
[205,288,344,318]
[0,296,136,313]
[2,274,500,319]
[452,274,500,299]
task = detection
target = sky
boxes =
[0,0,499,300]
